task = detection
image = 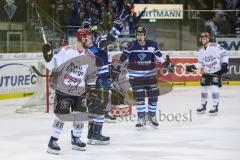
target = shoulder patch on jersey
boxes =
[148,47,155,52]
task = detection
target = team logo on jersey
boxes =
[90,47,98,53]
[138,53,146,61]
[148,47,155,52]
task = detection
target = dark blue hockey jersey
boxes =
[89,42,109,79]
[119,40,165,78]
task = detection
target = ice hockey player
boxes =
[42,28,96,154]
[83,5,132,144]
[186,32,229,115]
[117,25,174,128]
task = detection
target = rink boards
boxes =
[0,52,239,100]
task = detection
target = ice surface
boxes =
[0,86,239,160]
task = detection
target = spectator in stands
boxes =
[128,12,137,34]
[103,13,113,31]
[85,1,91,17]
[214,2,225,22]
[225,0,238,10]
[69,0,79,26]
[204,18,219,36]
[78,11,85,26]
[218,15,231,35]
[235,3,240,37]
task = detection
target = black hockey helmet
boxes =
[82,18,91,29]
[136,25,147,34]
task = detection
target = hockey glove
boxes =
[162,55,175,73]
[117,4,131,22]
[113,19,124,33]
[42,43,53,62]
[186,65,197,72]
[218,63,229,75]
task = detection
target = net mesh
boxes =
[16,63,54,113]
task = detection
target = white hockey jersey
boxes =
[195,43,228,73]
[46,45,97,96]
[46,45,85,70]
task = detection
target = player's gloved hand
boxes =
[162,55,175,73]
[117,4,132,22]
[42,43,53,62]
[113,19,124,32]
[186,65,197,72]
[218,63,229,75]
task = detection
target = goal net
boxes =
[16,62,54,113]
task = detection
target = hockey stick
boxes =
[30,6,50,78]
[173,64,232,80]
[31,65,47,77]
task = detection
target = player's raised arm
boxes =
[96,4,132,50]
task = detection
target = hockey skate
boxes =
[146,112,159,128]
[47,139,60,155]
[88,122,110,145]
[147,112,159,128]
[87,122,94,144]
[197,102,207,114]
[71,131,86,151]
[209,104,218,115]
[136,117,146,128]
[136,112,146,128]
